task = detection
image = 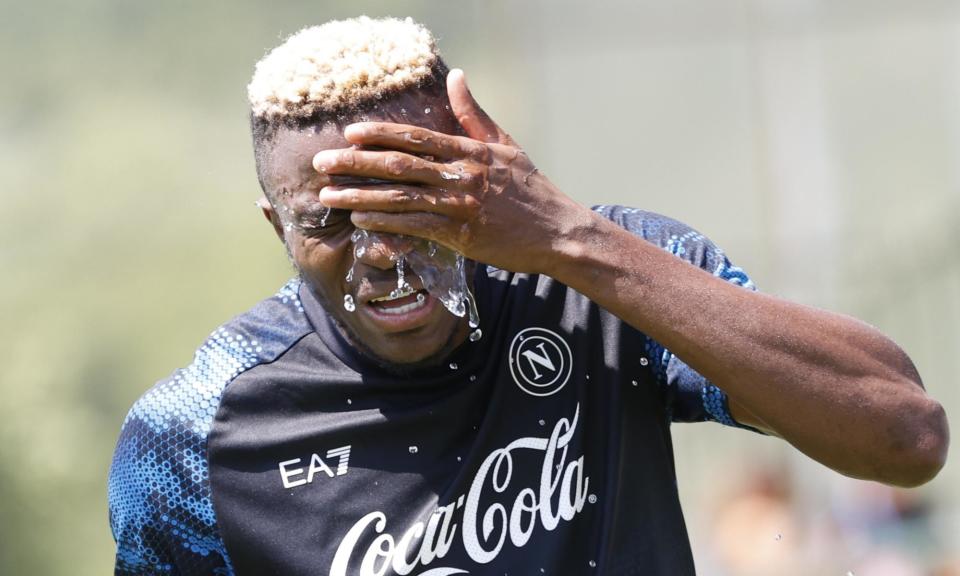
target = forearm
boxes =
[546,210,949,487]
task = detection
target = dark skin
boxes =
[257,97,470,367]
[264,68,949,487]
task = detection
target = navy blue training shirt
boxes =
[107,207,757,575]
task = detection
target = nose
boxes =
[353,231,414,270]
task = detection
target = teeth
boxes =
[377,298,427,315]
[371,287,416,303]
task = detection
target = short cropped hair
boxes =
[249,16,442,121]
[248,16,450,187]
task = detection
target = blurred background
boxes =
[1,0,957,573]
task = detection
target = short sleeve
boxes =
[593,205,758,429]
[108,385,233,575]
[107,331,255,575]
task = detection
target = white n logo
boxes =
[521,342,555,380]
[509,328,573,397]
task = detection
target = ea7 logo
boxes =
[509,327,573,397]
[278,445,351,489]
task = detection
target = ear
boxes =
[257,196,285,242]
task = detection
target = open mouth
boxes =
[368,287,428,315]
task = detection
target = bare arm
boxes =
[545,209,948,487]
[314,68,950,487]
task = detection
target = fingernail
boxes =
[312,150,337,172]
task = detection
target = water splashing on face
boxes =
[343,294,355,312]
[349,231,481,329]
[389,256,413,299]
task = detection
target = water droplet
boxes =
[393,256,412,297]
[588,494,597,504]
[775,533,782,541]
[343,294,355,312]
[424,107,431,114]
[466,288,480,327]
[449,362,458,370]
[345,263,355,283]
[428,242,438,257]
[456,456,462,462]
[346,398,352,405]
[469,374,477,382]
[640,357,649,366]
[284,222,294,232]
[585,374,590,380]
[469,328,482,341]
[631,380,638,387]
[417,292,426,304]
[408,446,418,454]
[538,419,545,426]
[588,560,596,568]
[441,171,461,180]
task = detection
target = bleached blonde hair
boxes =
[248,16,443,121]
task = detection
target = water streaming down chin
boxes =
[346,230,480,335]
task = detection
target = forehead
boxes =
[264,123,345,190]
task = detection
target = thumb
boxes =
[447,68,516,146]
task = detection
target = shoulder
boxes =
[108,279,313,574]
[117,278,313,442]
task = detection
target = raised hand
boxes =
[314,68,594,275]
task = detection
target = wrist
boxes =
[542,205,617,281]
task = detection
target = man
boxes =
[108,16,949,575]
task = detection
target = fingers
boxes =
[446,68,516,146]
[319,183,479,218]
[313,148,478,190]
[343,122,490,162]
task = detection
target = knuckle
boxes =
[468,143,492,163]
[336,150,355,167]
[389,189,411,206]
[384,154,411,176]
[458,167,484,189]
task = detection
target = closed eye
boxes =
[298,207,351,235]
